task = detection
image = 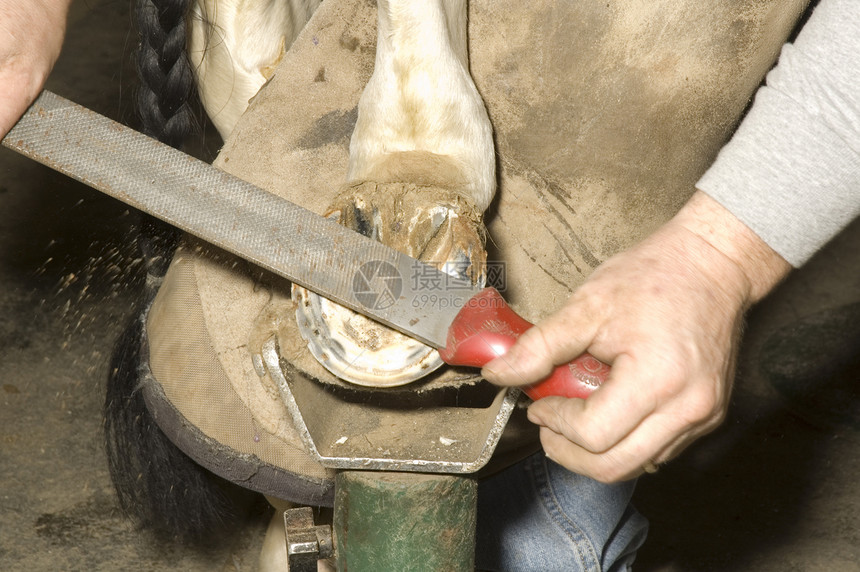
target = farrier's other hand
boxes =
[483,191,791,482]
[0,0,71,138]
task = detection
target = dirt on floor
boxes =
[1,1,857,571]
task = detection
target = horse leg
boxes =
[294,0,496,387]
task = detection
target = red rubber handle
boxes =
[438,288,609,400]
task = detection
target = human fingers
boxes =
[0,72,42,137]
[524,352,660,455]
[530,359,731,481]
[538,399,728,482]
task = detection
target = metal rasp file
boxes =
[2,90,608,400]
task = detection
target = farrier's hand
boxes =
[483,191,791,482]
[0,0,71,138]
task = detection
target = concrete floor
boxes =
[1,1,857,570]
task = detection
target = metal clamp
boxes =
[261,337,520,474]
[285,507,334,572]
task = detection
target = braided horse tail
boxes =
[135,0,197,149]
[133,0,197,275]
[103,0,256,544]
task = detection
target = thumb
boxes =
[482,300,597,387]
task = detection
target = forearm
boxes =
[697,0,860,267]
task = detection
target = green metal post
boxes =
[333,471,477,571]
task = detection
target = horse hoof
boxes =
[292,181,486,387]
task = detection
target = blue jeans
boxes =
[476,452,648,571]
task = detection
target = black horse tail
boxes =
[102,0,254,545]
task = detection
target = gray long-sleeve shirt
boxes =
[697,0,860,267]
